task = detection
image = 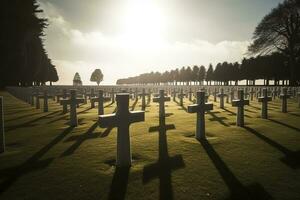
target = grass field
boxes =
[0,90,299,200]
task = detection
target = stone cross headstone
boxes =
[249,88,255,101]
[35,91,40,109]
[90,90,105,115]
[153,90,170,118]
[83,89,88,104]
[225,89,230,103]
[38,91,52,112]
[232,90,249,127]
[172,88,177,102]
[98,94,145,167]
[199,88,209,103]
[213,88,217,102]
[187,91,213,140]
[56,91,63,103]
[256,88,262,99]
[272,87,278,100]
[134,88,139,101]
[280,88,291,113]
[188,88,193,102]
[111,88,115,104]
[258,88,272,119]
[0,97,5,153]
[178,88,185,106]
[147,89,152,103]
[230,88,234,103]
[60,90,84,127]
[139,88,148,111]
[90,88,95,99]
[61,89,68,113]
[30,89,35,106]
[217,88,227,109]
[292,88,297,98]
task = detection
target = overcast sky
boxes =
[38,0,283,85]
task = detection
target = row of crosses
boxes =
[97,89,256,167]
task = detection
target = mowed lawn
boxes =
[0,90,299,200]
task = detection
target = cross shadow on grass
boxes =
[207,111,230,127]
[5,111,44,122]
[5,110,61,132]
[143,117,185,200]
[222,108,236,116]
[131,99,139,111]
[78,107,93,114]
[100,127,114,138]
[108,166,130,200]
[174,99,188,112]
[244,108,257,114]
[104,102,115,108]
[222,108,252,118]
[0,126,74,195]
[244,126,300,169]
[5,107,34,115]
[248,105,261,110]
[47,107,93,124]
[61,122,99,157]
[268,119,300,132]
[199,139,272,200]
[288,113,300,117]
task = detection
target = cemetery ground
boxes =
[0,91,300,200]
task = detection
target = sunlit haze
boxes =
[38,0,283,85]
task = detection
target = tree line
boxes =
[117,0,300,86]
[0,0,58,88]
[116,53,298,86]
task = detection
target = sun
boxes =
[120,0,167,49]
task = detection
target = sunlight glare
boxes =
[120,0,167,49]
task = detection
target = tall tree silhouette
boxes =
[0,0,58,88]
[192,66,199,85]
[248,0,300,85]
[206,64,214,85]
[198,65,206,85]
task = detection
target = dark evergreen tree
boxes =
[198,65,206,85]
[206,64,214,85]
[0,0,58,88]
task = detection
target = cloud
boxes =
[38,1,250,85]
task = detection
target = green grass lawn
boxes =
[0,91,299,200]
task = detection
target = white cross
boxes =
[38,91,53,112]
[280,88,291,113]
[232,90,249,127]
[139,88,149,111]
[217,88,227,109]
[188,91,213,140]
[258,88,272,119]
[153,90,171,117]
[90,90,111,115]
[98,94,145,167]
[60,90,84,127]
